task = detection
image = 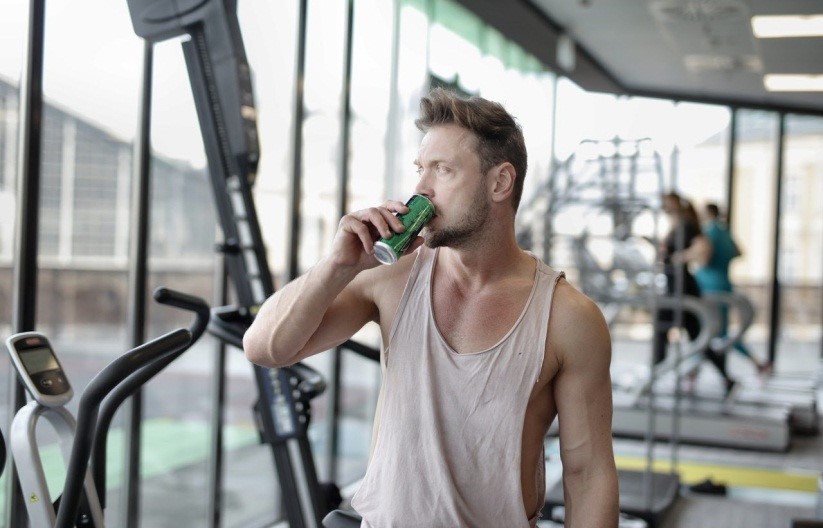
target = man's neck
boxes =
[436,234,532,290]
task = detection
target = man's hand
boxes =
[330,200,410,270]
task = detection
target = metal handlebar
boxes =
[55,328,192,528]
[702,291,755,353]
[89,287,211,510]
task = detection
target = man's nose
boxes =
[414,171,432,198]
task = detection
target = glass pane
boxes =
[26,0,144,518]
[239,0,299,287]
[0,16,25,516]
[136,34,217,526]
[336,0,396,485]
[731,110,780,365]
[777,114,823,367]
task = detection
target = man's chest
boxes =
[432,284,533,354]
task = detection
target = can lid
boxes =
[373,241,398,265]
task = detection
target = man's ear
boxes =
[489,162,516,204]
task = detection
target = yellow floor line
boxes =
[614,455,820,492]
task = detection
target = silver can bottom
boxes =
[373,241,398,265]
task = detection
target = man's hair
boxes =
[705,203,720,219]
[415,88,527,211]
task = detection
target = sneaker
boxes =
[757,361,774,377]
[689,478,727,496]
[722,380,740,410]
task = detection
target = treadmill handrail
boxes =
[55,328,192,528]
[632,294,719,397]
[702,291,755,352]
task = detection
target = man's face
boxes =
[413,124,491,249]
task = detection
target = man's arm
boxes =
[551,282,619,527]
[243,201,411,368]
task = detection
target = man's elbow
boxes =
[243,328,296,368]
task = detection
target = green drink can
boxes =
[373,194,435,265]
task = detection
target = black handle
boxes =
[90,287,211,510]
[56,328,192,528]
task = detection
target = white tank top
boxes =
[351,246,564,527]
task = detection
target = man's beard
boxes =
[424,189,490,249]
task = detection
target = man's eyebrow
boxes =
[414,157,452,166]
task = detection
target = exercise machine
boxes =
[6,287,209,527]
[124,2,349,525]
[611,291,799,451]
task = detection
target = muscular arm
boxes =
[243,259,375,367]
[243,201,412,368]
[551,282,619,527]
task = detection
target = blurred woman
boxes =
[655,192,737,396]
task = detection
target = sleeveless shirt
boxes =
[350,245,564,528]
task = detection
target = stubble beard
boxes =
[424,189,490,249]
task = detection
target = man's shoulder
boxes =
[357,246,421,303]
[547,280,609,349]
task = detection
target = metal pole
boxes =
[767,114,786,365]
[725,108,738,229]
[121,40,154,528]
[6,1,46,526]
[543,74,559,262]
[383,0,402,202]
[327,0,355,483]
[208,255,228,528]
[287,0,309,282]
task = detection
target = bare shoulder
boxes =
[351,248,419,325]
[547,278,611,367]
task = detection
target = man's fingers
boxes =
[354,204,407,238]
[342,216,376,254]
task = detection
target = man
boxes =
[244,88,618,527]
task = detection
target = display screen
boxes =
[20,346,60,375]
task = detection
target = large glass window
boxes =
[777,114,823,366]
[0,0,27,519]
[550,85,734,369]
[335,0,397,486]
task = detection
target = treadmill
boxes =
[611,292,798,451]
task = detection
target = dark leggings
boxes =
[653,271,731,383]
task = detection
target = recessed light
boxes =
[764,74,823,92]
[752,15,823,38]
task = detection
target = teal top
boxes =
[695,220,738,293]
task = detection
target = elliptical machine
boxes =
[5,287,209,528]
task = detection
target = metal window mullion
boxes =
[327,0,356,484]
[208,255,228,528]
[725,108,737,229]
[7,0,47,526]
[121,40,154,528]
[287,0,309,282]
[767,113,786,365]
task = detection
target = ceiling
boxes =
[456,0,823,115]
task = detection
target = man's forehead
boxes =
[417,125,477,158]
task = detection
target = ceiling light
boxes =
[751,15,823,38]
[764,74,823,92]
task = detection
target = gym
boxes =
[0,1,821,527]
